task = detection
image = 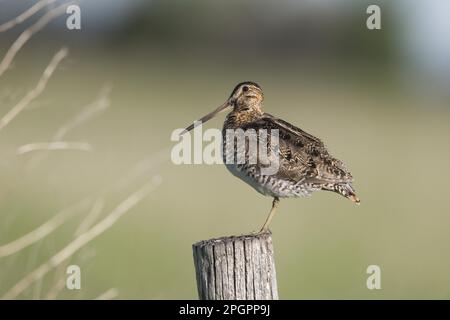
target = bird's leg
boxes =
[259,197,280,233]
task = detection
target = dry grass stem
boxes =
[111,146,171,193]
[17,141,92,155]
[0,2,74,77]
[2,177,162,299]
[45,198,105,299]
[74,198,105,236]
[54,84,113,141]
[94,288,119,300]
[44,277,65,300]
[0,0,58,32]
[0,199,90,258]
[0,47,68,131]
[25,84,112,169]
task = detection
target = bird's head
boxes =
[183,81,263,133]
[228,82,264,112]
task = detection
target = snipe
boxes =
[183,82,359,232]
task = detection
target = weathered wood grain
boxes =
[192,232,278,300]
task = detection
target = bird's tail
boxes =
[337,183,360,205]
[322,183,360,205]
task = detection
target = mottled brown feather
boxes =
[234,113,354,186]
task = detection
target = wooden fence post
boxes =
[192,232,278,300]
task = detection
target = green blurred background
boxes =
[0,0,450,299]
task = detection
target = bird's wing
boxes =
[242,113,354,184]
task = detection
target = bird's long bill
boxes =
[182,101,231,134]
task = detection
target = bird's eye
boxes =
[242,86,249,92]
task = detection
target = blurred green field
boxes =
[0,46,450,299]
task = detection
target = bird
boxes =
[183,81,359,233]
